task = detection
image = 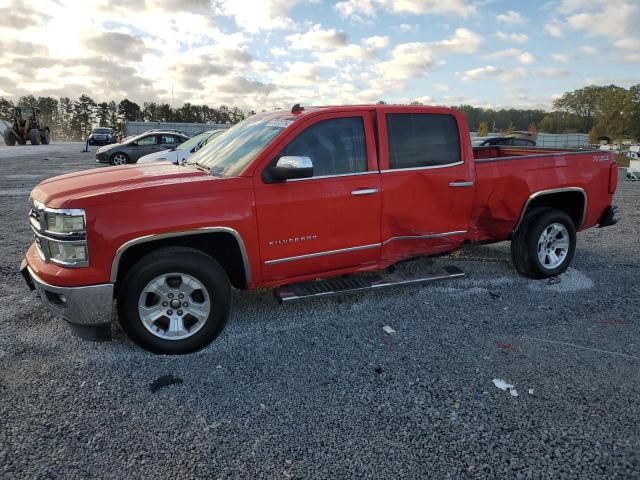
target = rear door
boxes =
[254,112,381,283]
[376,108,475,263]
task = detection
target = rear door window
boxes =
[386,114,461,169]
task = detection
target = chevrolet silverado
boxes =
[21,105,619,353]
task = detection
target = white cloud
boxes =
[495,31,528,43]
[376,42,435,80]
[581,45,597,54]
[286,24,348,50]
[214,0,302,32]
[270,47,288,57]
[363,35,389,49]
[485,48,536,64]
[552,53,570,62]
[461,65,527,82]
[496,10,525,24]
[544,20,563,38]
[335,0,476,20]
[432,28,483,54]
[536,67,570,77]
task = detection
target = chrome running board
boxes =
[274,266,465,304]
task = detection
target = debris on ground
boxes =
[492,378,519,397]
[382,325,396,335]
[149,375,183,393]
[528,388,534,395]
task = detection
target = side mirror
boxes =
[131,141,138,146]
[270,156,313,181]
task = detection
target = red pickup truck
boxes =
[21,105,619,354]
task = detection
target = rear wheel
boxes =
[29,128,41,145]
[117,247,231,354]
[41,129,51,145]
[511,209,576,279]
[3,129,16,146]
[110,152,129,165]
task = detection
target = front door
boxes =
[254,113,381,284]
[376,108,475,263]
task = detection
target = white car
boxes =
[137,130,223,165]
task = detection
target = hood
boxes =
[32,163,211,208]
[96,143,119,154]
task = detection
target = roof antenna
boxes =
[291,103,304,114]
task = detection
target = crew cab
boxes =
[21,105,619,354]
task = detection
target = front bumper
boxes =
[21,259,114,341]
[95,151,109,163]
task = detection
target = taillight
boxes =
[608,162,618,194]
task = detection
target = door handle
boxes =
[448,181,474,187]
[351,188,378,196]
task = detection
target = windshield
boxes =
[187,114,291,177]
[178,130,215,151]
[94,128,111,134]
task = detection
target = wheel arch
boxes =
[111,228,251,291]
[513,187,587,234]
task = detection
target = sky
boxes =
[0,0,638,111]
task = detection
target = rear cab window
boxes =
[385,113,461,169]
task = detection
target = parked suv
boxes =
[95,130,189,165]
[87,128,115,146]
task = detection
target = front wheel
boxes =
[41,129,51,144]
[511,209,576,279]
[110,152,129,165]
[117,247,231,354]
[29,128,41,145]
[3,129,16,146]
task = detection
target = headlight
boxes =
[29,202,89,267]
[48,241,88,265]
[46,211,85,234]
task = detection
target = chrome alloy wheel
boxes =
[112,154,128,165]
[138,273,211,341]
[537,223,570,270]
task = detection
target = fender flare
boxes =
[110,227,252,285]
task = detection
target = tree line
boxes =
[1,84,638,142]
[0,95,252,141]
[458,84,640,141]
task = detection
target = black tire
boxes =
[29,128,41,145]
[117,247,231,354]
[41,129,51,145]
[110,152,129,165]
[511,209,576,279]
[3,129,16,146]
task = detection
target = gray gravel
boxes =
[1,144,639,479]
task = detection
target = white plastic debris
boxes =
[492,378,513,391]
[493,378,519,397]
[528,388,534,395]
[382,325,396,335]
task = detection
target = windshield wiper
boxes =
[187,161,209,173]
[209,165,225,177]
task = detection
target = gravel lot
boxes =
[1,143,639,479]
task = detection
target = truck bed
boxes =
[470,146,615,242]
[472,145,590,161]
